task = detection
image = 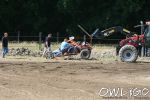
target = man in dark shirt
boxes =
[2,32,9,58]
[42,34,52,58]
[44,34,51,47]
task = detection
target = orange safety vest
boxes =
[68,40,80,47]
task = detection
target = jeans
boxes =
[42,47,52,58]
[2,47,8,58]
[53,49,62,57]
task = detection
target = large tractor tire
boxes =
[80,49,91,59]
[119,45,138,62]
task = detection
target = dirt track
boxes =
[0,60,150,100]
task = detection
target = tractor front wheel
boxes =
[80,49,91,59]
[119,45,138,62]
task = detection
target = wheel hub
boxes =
[126,52,131,57]
[123,50,133,59]
[83,52,88,56]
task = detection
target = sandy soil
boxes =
[0,59,150,100]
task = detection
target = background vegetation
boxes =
[0,0,150,39]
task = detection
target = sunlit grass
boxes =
[0,41,116,51]
[0,41,150,63]
[0,41,118,62]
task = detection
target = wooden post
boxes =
[18,31,20,43]
[84,35,86,42]
[57,32,59,44]
[39,32,42,50]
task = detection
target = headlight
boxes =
[82,42,86,45]
[129,40,132,43]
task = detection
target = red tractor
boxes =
[92,21,150,62]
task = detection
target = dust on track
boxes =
[0,59,150,100]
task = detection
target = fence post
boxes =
[39,32,42,50]
[17,31,20,43]
[57,32,59,44]
[84,35,86,42]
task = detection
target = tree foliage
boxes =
[0,0,150,37]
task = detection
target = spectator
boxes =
[42,34,52,58]
[2,32,9,58]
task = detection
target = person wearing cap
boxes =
[2,32,9,58]
[42,34,52,58]
[67,36,81,53]
[68,36,80,47]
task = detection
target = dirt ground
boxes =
[0,58,150,100]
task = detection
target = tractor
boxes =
[48,26,93,60]
[90,21,150,62]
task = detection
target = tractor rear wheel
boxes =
[119,45,138,62]
[80,49,91,59]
